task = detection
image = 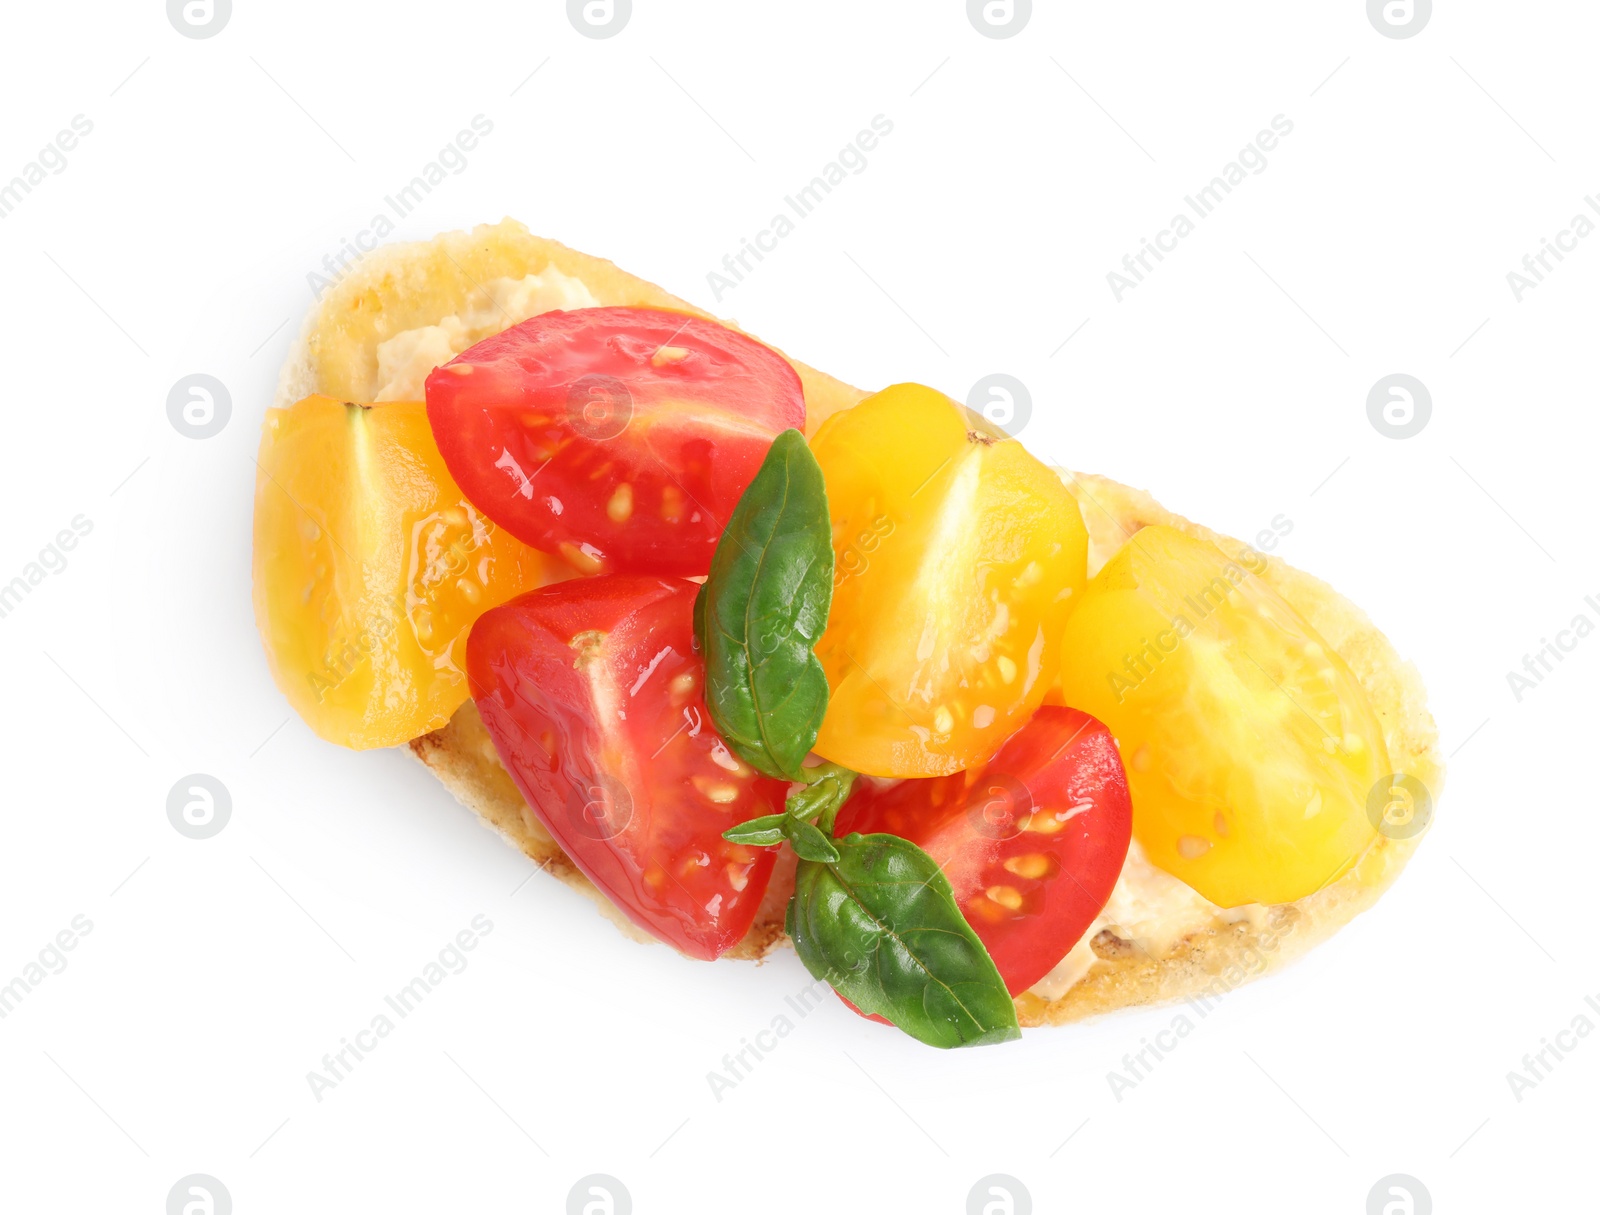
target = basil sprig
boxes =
[703,427,1020,1049]
[700,429,833,782]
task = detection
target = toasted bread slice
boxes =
[275,220,1441,1025]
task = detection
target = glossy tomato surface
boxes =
[836,706,1131,994]
[467,575,786,960]
[810,384,1088,778]
[252,395,571,750]
[427,307,806,578]
[1056,525,1388,906]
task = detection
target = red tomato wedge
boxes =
[836,706,1132,995]
[466,575,786,960]
[426,307,806,578]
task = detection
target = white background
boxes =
[0,1,1593,1211]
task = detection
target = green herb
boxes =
[787,833,1020,1049]
[783,817,840,863]
[719,773,844,861]
[721,813,787,847]
[692,580,708,653]
[784,763,856,831]
[706,428,1018,1049]
[700,429,833,782]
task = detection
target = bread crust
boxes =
[278,220,1441,1023]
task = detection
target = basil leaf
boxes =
[722,813,786,846]
[782,817,841,863]
[692,580,708,655]
[701,429,834,781]
[788,833,1020,1049]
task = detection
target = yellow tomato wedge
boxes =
[252,395,570,749]
[810,383,1089,777]
[1056,525,1389,906]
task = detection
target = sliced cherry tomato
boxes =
[1056,525,1388,906]
[252,395,570,750]
[466,575,787,960]
[810,383,1089,778]
[835,706,1132,995]
[427,307,806,578]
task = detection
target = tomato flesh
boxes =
[835,706,1131,995]
[1055,525,1388,906]
[809,384,1089,778]
[427,307,806,578]
[466,576,787,959]
[252,395,571,750]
